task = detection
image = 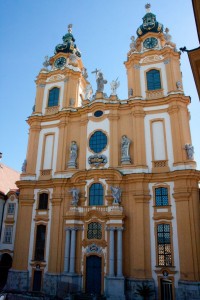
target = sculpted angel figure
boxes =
[110,78,120,95]
[84,84,93,100]
[111,186,122,204]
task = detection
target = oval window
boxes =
[89,131,107,153]
[94,110,103,117]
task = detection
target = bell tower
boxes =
[125,3,183,100]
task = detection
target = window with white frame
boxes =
[7,203,15,215]
[3,226,13,244]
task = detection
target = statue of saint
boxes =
[68,141,78,168]
[121,135,131,160]
[84,84,93,100]
[92,68,107,92]
[70,141,78,160]
[185,144,194,160]
[111,186,122,204]
[69,187,79,206]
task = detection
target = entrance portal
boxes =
[0,253,12,289]
[161,278,173,300]
[85,255,102,295]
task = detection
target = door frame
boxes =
[158,275,175,300]
[84,254,104,294]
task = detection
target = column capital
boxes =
[107,226,116,231]
[116,227,124,231]
[65,226,80,231]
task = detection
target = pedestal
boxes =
[105,276,125,300]
[6,269,29,291]
[61,273,82,294]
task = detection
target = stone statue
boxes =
[43,56,50,69]
[128,88,133,97]
[121,135,131,164]
[130,36,136,51]
[68,141,78,168]
[185,144,194,160]
[69,187,79,206]
[92,68,107,92]
[21,159,27,173]
[84,84,93,100]
[111,186,122,204]
[176,81,183,90]
[110,78,120,95]
[164,28,172,43]
[82,67,88,79]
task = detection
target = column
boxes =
[69,228,77,274]
[109,228,115,276]
[64,228,71,273]
[117,228,123,277]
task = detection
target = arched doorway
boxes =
[85,255,102,295]
[0,253,12,289]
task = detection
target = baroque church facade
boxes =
[5,4,200,300]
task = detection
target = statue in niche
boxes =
[121,135,131,164]
[69,187,79,206]
[92,68,107,92]
[110,78,120,95]
[84,84,93,100]
[68,141,78,168]
[111,186,122,204]
[185,144,194,160]
[21,159,27,173]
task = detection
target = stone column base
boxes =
[105,276,125,300]
[6,269,29,291]
[61,273,82,293]
[177,280,200,300]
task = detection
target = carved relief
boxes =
[140,55,164,64]
[46,74,65,82]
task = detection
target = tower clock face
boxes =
[143,37,158,49]
[54,57,66,68]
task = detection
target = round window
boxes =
[94,110,103,117]
[89,131,107,153]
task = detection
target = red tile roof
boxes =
[0,164,20,195]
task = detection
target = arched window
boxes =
[38,193,48,210]
[89,183,104,206]
[157,224,172,266]
[146,69,161,90]
[48,87,59,107]
[87,222,102,239]
[155,187,168,206]
[34,224,46,261]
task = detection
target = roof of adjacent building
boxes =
[0,163,20,195]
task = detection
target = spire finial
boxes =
[68,24,73,33]
[145,3,151,13]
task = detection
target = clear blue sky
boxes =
[0,0,199,172]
